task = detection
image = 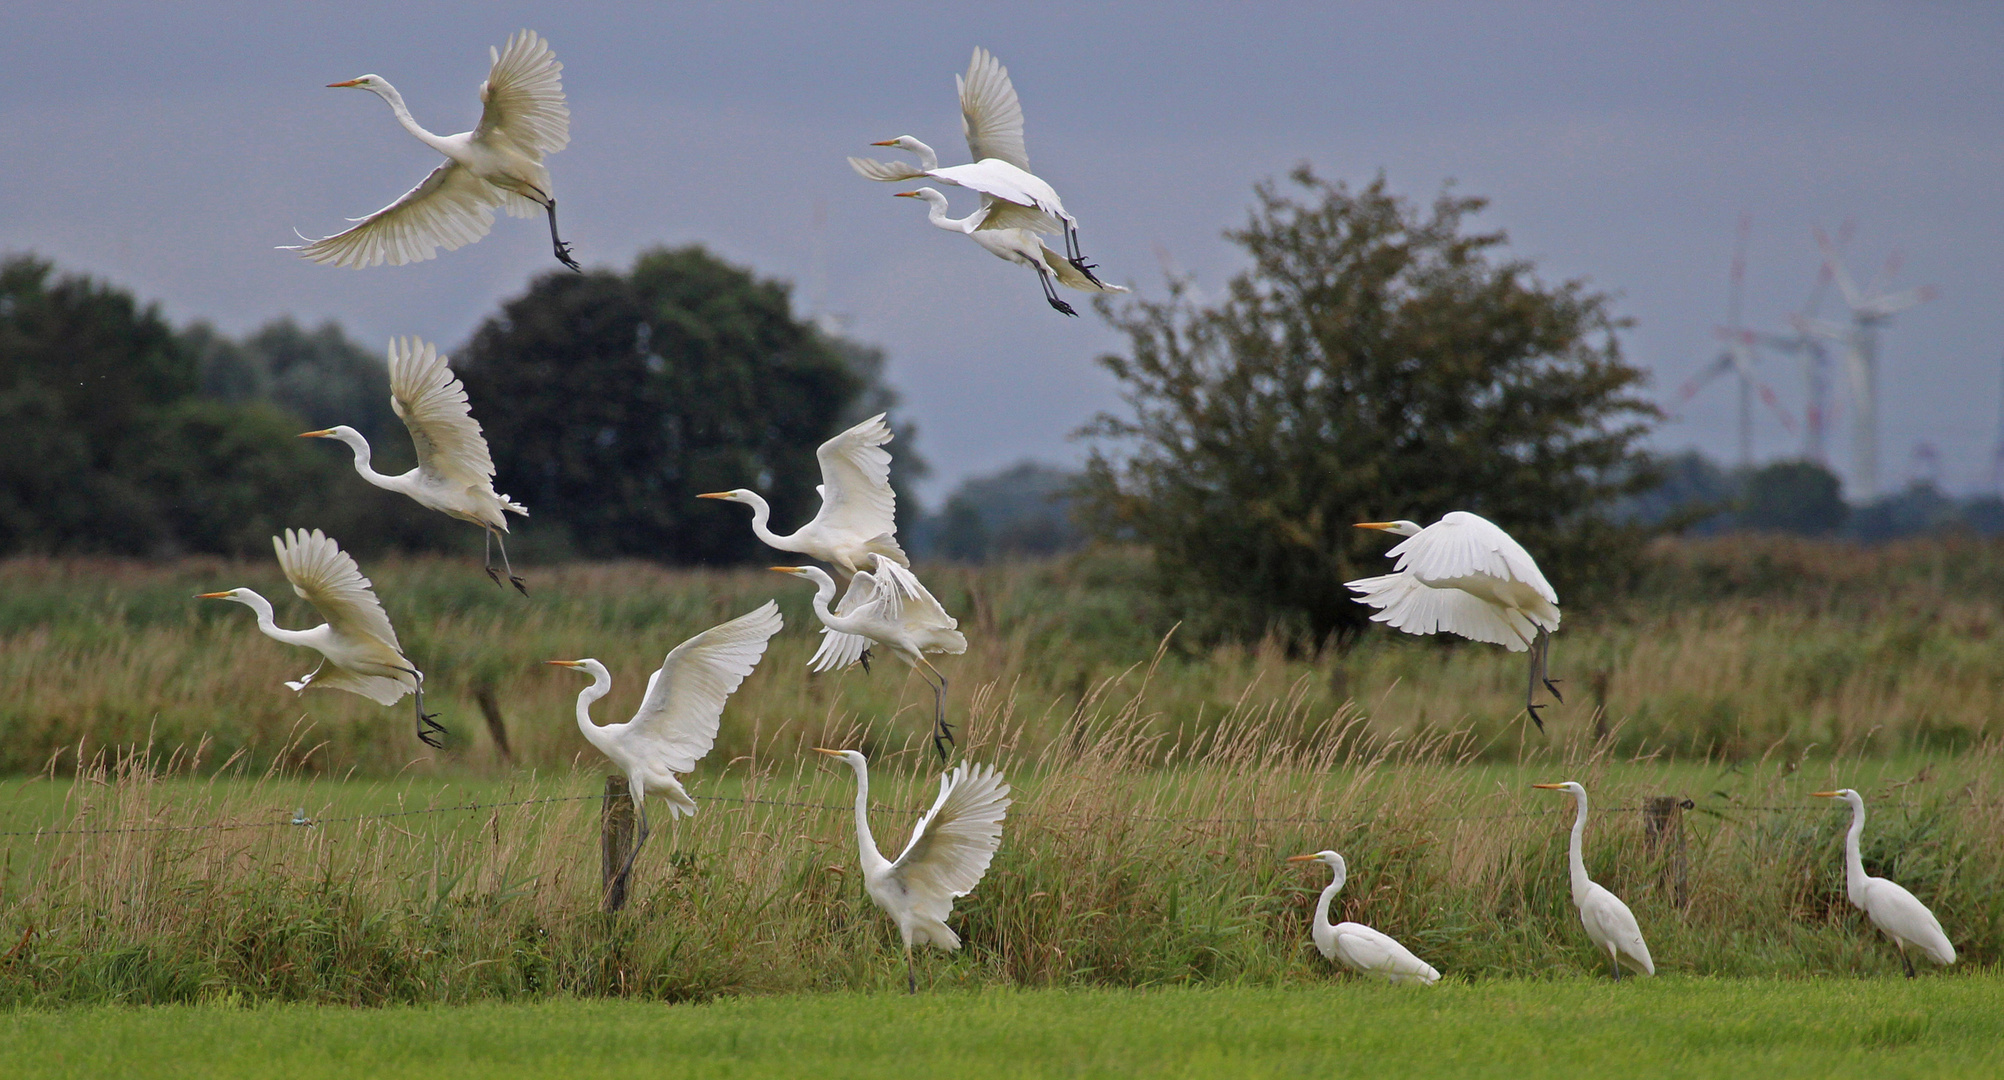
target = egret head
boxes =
[195,588,254,607]
[1532,781,1586,797]
[1288,850,1347,887]
[327,75,391,94]
[770,564,835,590]
[298,424,363,444]
[1355,520,1424,537]
[871,136,926,154]
[545,658,609,682]
[696,489,756,505]
[895,188,948,208]
[813,747,866,770]
[1812,788,1861,803]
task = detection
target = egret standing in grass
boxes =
[547,602,783,902]
[1532,781,1653,979]
[1286,851,1440,984]
[286,30,578,270]
[199,528,442,748]
[302,337,529,592]
[1812,788,1955,976]
[815,748,1009,993]
[698,413,907,576]
[1347,512,1563,728]
[774,556,966,759]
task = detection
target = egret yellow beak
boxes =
[1285,853,1320,863]
[1531,783,1566,790]
[1810,791,1841,798]
[195,591,232,600]
[545,660,583,668]
[298,429,334,439]
[771,566,804,574]
[894,191,922,198]
[813,747,844,757]
[327,79,363,88]
[1354,522,1398,531]
[695,492,732,500]
[871,139,899,146]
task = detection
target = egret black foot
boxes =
[1526,704,1546,733]
[1068,255,1104,287]
[1047,295,1079,317]
[510,575,529,597]
[555,242,581,272]
[932,721,957,763]
[417,712,448,749]
[858,648,873,675]
[485,566,504,588]
[1543,678,1565,703]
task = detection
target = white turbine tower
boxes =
[1798,228,1937,502]
[1677,215,1794,467]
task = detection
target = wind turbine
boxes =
[1748,244,1844,465]
[1798,229,1937,502]
[1677,214,1794,467]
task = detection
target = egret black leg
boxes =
[906,944,916,995]
[1901,948,1916,978]
[616,802,651,901]
[1540,627,1564,703]
[483,531,503,588]
[858,647,873,675]
[405,668,446,749]
[493,530,527,595]
[1525,645,1545,733]
[1038,269,1078,317]
[1063,221,1105,288]
[545,199,580,272]
[1610,952,1621,981]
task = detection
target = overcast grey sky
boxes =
[4,2,2000,502]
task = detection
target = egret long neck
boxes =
[1566,791,1591,904]
[807,574,852,635]
[372,82,455,157]
[741,493,798,551]
[328,429,404,492]
[906,138,941,171]
[1311,880,1339,952]
[1842,796,1869,905]
[845,760,887,873]
[922,198,975,235]
[573,667,616,754]
[238,591,313,648]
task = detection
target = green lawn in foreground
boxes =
[3,978,1999,1080]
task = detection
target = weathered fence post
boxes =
[1642,795,1693,909]
[601,774,635,912]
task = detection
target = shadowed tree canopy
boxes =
[1079,168,1660,644]
[457,246,912,562]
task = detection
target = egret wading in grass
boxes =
[285,30,578,270]
[547,602,783,901]
[1287,851,1440,984]
[849,47,1105,287]
[892,188,1127,316]
[1812,788,1955,976]
[1532,781,1654,979]
[302,337,529,592]
[698,414,907,576]
[1347,512,1562,729]
[199,528,442,748]
[775,556,966,760]
[815,749,1009,993]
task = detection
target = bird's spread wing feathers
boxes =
[809,627,872,673]
[388,338,497,492]
[812,414,899,543]
[888,762,1010,922]
[627,602,783,775]
[286,161,503,269]
[871,557,955,630]
[848,156,929,183]
[1392,512,1557,605]
[1345,571,1536,650]
[289,660,412,705]
[275,528,402,652]
[930,161,1067,222]
[959,47,1029,172]
[973,195,1061,236]
[476,30,570,157]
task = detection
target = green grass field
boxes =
[4,979,2000,1079]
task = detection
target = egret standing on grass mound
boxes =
[815,749,1009,993]
[1532,782,1654,979]
[199,528,443,748]
[1287,851,1440,984]
[302,337,529,592]
[698,414,907,576]
[775,556,966,760]
[547,602,783,901]
[285,30,578,271]
[1347,512,1563,729]
[849,47,1106,287]
[1812,788,1955,976]
[892,188,1126,317]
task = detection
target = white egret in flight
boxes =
[698,413,908,575]
[892,188,1127,317]
[815,749,1010,993]
[1347,512,1563,728]
[1812,788,1955,976]
[199,528,442,748]
[849,47,1105,286]
[547,601,783,900]
[285,30,578,271]
[775,556,966,759]
[301,337,529,592]
[1287,851,1440,984]
[1532,782,1654,979]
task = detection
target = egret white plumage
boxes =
[1347,512,1563,728]
[1532,781,1654,979]
[892,188,1126,316]
[698,414,907,575]
[547,601,783,900]
[815,749,1009,993]
[302,337,530,592]
[1286,851,1440,984]
[198,528,442,748]
[285,30,578,271]
[849,47,1105,286]
[1812,788,1955,976]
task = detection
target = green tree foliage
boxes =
[457,246,907,562]
[926,462,1084,563]
[1738,460,1847,536]
[186,318,404,464]
[1079,169,1660,643]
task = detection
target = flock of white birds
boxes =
[193,32,1954,990]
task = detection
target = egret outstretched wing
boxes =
[275,528,401,650]
[1391,511,1557,606]
[1347,571,1537,650]
[811,414,900,548]
[289,658,412,706]
[888,762,1011,923]
[288,162,504,269]
[959,47,1028,172]
[625,601,782,775]
[388,337,497,492]
[872,557,954,630]
[476,30,570,158]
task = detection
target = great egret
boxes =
[814,749,1009,993]
[698,413,908,575]
[775,556,966,759]
[892,188,1127,317]
[1532,781,1654,979]
[1286,851,1440,984]
[198,528,442,748]
[848,47,1104,285]
[285,30,578,271]
[301,337,530,593]
[1347,512,1563,729]
[547,601,783,900]
[1812,788,1955,976]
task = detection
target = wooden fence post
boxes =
[1642,795,1692,909]
[601,774,635,912]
